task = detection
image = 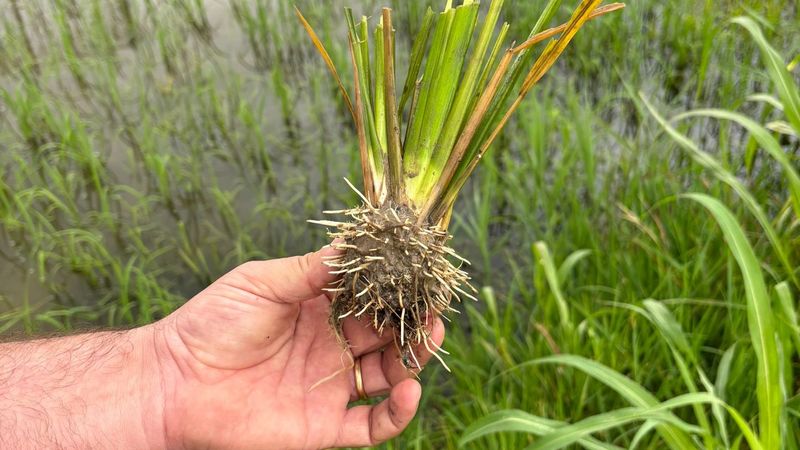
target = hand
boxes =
[145,244,446,450]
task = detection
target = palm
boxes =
[154,247,444,450]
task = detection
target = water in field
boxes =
[0,0,798,328]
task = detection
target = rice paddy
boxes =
[1,0,799,448]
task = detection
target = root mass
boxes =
[315,203,475,368]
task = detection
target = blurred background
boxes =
[1,0,799,448]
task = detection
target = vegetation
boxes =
[0,0,799,448]
[300,0,622,366]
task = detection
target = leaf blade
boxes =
[683,193,781,450]
[295,7,354,121]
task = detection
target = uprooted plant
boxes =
[298,0,624,368]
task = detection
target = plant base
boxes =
[317,203,474,368]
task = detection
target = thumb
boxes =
[235,243,341,303]
[167,244,342,370]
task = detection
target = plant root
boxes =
[312,202,475,369]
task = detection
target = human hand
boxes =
[144,244,445,450]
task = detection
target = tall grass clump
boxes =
[457,15,800,449]
[299,0,623,364]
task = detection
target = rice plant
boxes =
[299,0,624,365]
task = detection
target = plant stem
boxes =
[382,8,404,203]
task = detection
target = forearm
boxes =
[0,327,165,449]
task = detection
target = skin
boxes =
[0,243,445,449]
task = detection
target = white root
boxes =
[423,338,451,372]
[400,307,406,346]
[354,300,375,317]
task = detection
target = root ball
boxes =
[317,203,474,367]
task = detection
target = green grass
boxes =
[1,0,799,448]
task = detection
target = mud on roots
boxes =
[312,199,476,370]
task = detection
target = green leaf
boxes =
[474,22,510,106]
[533,241,572,329]
[747,93,784,110]
[708,343,737,449]
[374,22,387,154]
[715,343,736,404]
[629,420,659,450]
[399,7,435,115]
[459,409,623,450]
[642,300,692,357]
[726,405,765,450]
[673,108,800,219]
[775,282,800,362]
[732,17,800,135]
[642,95,798,289]
[345,9,384,177]
[641,300,715,446]
[506,354,695,448]
[404,7,456,183]
[525,393,718,450]
[460,0,563,183]
[557,249,592,285]
[406,3,479,200]
[683,193,781,450]
[420,0,506,199]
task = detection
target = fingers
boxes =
[335,379,421,447]
[351,318,445,400]
[234,243,341,303]
[354,351,391,398]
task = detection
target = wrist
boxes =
[0,327,169,449]
[131,324,170,450]
[142,318,196,450]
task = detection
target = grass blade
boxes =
[443,1,624,216]
[346,9,385,186]
[473,22,510,105]
[683,193,781,450]
[709,343,737,449]
[295,7,354,121]
[349,36,377,203]
[403,7,456,186]
[455,0,563,185]
[459,409,623,450]
[641,300,691,356]
[533,241,572,329]
[478,0,606,152]
[512,3,626,53]
[504,354,695,448]
[642,95,798,289]
[641,300,715,447]
[423,49,515,223]
[776,282,800,354]
[526,393,718,450]
[406,2,479,200]
[420,0,506,199]
[673,108,800,219]
[374,21,387,157]
[557,249,592,285]
[732,17,800,135]
[725,405,765,450]
[399,7,435,115]
[629,420,659,449]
